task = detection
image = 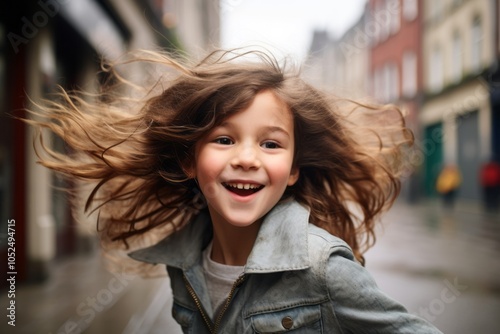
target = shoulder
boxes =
[300,221,442,332]
[305,223,365,290]
[306,226,443,333]
[306,223,356,264]
[305,224,387,300]
[306,224,378,289]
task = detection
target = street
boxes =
[366,200,500,333]
[1,199,499,333]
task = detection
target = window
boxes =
[376,1,389,42]
[402,51,417,98]
[471,16,482,72]
[429,46,443,92]
[403,0,418,21]
[389,0,400,34]
[372,68,380,101]
[373,67,384,101]
[383,65,391,102]
[376,62,399,102]
[451,31,462,83]
[372,0,397,42]
[430,0,443,23]
[388,62,399,101]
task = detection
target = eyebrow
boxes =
[218,122,291,138]
[263,126,291,138]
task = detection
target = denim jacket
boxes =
[130,200,442,333]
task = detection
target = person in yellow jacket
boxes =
[436,164,462,208]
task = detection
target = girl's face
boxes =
[191,90,299,228]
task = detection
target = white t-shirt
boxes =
[202,241,245,317]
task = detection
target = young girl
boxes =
[30,49,442,333]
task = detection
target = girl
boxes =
[29,49,442,333]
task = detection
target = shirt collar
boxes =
[245,199,310,273]
[128,199,311,273]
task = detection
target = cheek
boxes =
[268,158,295,184]
[195,152,225,200]
[196,150,223,181]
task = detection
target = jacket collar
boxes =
[129,199,311,273]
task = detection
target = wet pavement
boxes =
[365,200,500,333]
[1,199,499,333]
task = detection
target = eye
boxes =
[214,137,234,145]
[261,141,280,149]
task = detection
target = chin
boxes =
[210,206,265,228]
[224,214,262,228]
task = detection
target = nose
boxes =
[231,144,261,170]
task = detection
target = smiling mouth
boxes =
[223,182,264,196]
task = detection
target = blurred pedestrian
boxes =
[26,49,442,333]
[480,159,500,212]
[436,164,461,208]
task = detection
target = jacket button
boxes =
[281,316,293,329]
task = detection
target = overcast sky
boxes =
[220,0,367,63]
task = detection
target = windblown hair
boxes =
[28,49,413,271]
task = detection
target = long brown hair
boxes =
[27,49,413,270]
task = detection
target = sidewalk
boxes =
[0,253,182,334]
[365,199,500,333]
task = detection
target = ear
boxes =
[287,167,299,186]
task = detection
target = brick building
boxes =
[369,0,423,200]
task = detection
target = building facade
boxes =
[420,0,496,200]
[1,0,219,285]
[367,0,423,200]
[302,30,338,91]
[303,5,371,99]
[489,0,500,162]
[304,0,497,203]
[334,3,371,99]
[163,0,220,58]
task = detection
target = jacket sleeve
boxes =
[325,246,443,334]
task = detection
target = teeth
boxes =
[225,182,261,190]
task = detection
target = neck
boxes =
[209,217,262,266]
